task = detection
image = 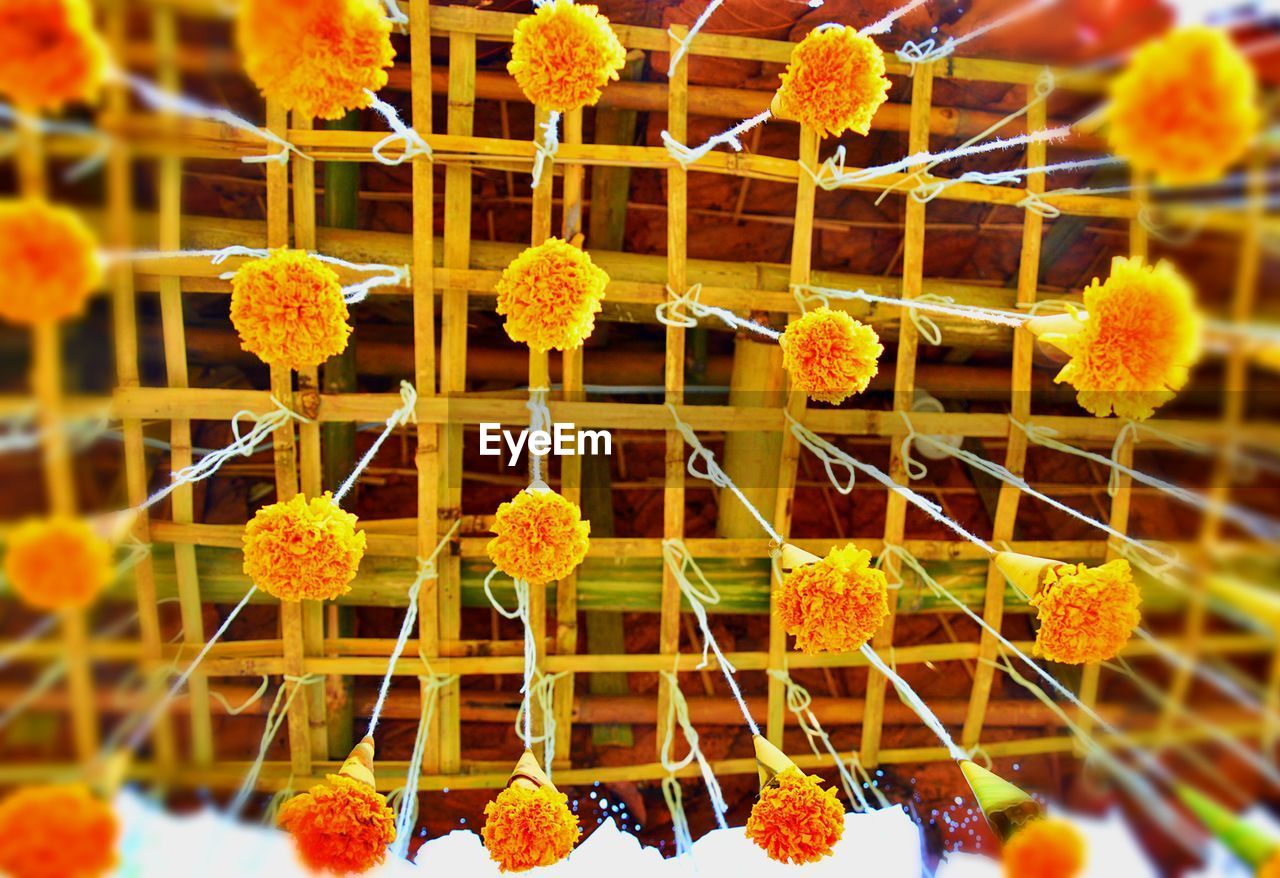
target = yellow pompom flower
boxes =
[507,0,626,113]
[0,0,108,111]
[4,516,112,612]
[1259,851,1280,878]
[0,785,118,878]
[746,769,844,864]
[776,545,889,654]
[1109,26,1258,186]
[242,493,366,602]
[1030,559,1140,665]
[237,0,395,120]
[0,199,101,326]
[278,774,396,874]
[1002,817,1087,878]
[229,249,352,369]
[487,489,590,585]
[1051,257,1202,421]
[773,25,890,138]
[780,306,883,404]
[482,785,580,872]
[495,238,609,352]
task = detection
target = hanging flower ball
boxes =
[1261,855,1280,878]
[278,774,396,874]
[237,0,394,120]
[0,0,107,111]
[0,785,118,878]
[482,784,580,872]
[776,544,889,654]
[495,238,609,352]
[507,0,626,113]
[773,26,890,138]
[0,199,101,327]
[1108,27,1258,186]
[229,249,352,370]
[746,768,844,864]
[4,516,112,612]
[1002,817,1087,878]
[1048,257,1201,421]
[780,306,883,404]
[242,492,367,602]
[1030,559,1141,665]
[487,488,590,585]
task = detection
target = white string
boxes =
[380,0,409,27]
[786,413,997,552]
[366,520,460,737]
[389,666,457,856]
[659,666,730,857]
[667,403,785,544]
[530,111,561,190]
[483,569,540,747]
[364,89,432,165]
[794,283,1028,329]
[332,381,417,505]
[859,643,970,762]
[667,0,724,76]
[526,388,552,484]
[656,284,782,339]
[0,615,60,674]
[1011,419,1280,542]
[226,674,323,817]
[137,399,310,513]
[662,109,771,168]
[860,0,931,35]
[914,156,1124,204]
[0,102,110,182]
[768,669,869,809]
[117,71,307,165]
[895,0,1057,66]
[661,539,760,736]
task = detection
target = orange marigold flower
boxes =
[495,238,609,352]
[1109,26,1258,186]
[746,768,844,864]
[780,306,882,404]
[773,25,890,138]
[507,0,626,113]
[278,774,396,874]
[487,489,590,585]
[0,785,117,878]
[777,544,889,654]
[238,0,394,120]
[1260,851,1280,878]
[482,784,580,872]
[1002,817,1087,878]
[1052,257,1202,421]
[0,199,101,326]
[242,492,366,602]
[4,516,112,612]
[1031,559,1140,665]
[229,249,352,369]
[0,0,107,111]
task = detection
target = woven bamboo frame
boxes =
[1,0,1276,801]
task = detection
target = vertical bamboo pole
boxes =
[766,123,819,746]
[656,26,689,759]
[152,7,213,765]
[961,91,1046,749]
[105,1,173,768]
[861,66,933,768]
[409,0,443,798]
[263,96,311,780]
[554,108,586,767]
[436,30,476,773]
[291,111,330,761]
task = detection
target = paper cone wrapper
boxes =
[95,508,139,544]
[779,543,823,575]
[769,90,790,121]
[338,736,377,789]
[754,735,797,791]
[1178,784,1279,868]
[508,748,559,794]
[1207,575,1280,631]
[88,751,132,799]
[1025,312,1084,355]
[994,552,1062,598]
[525,479,551,496]
[960,760,1042,842]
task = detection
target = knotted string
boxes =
[483,570,551,762]
[914,156,1122,205]
[388,666,458,857]
[656,284,781,339]
[661,539,760,736]
[666,0,724,76]
[366,520,461,738]
[767,669,868,809]
[530,111,561,190]
[209,675,272,717]
[659,666,729,857]
[364,90,433,166]
[332,382,417,505]
[380,0,409,28]
[662,109,771,168]
[895,0,1057,67]
[226,674,324,817]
